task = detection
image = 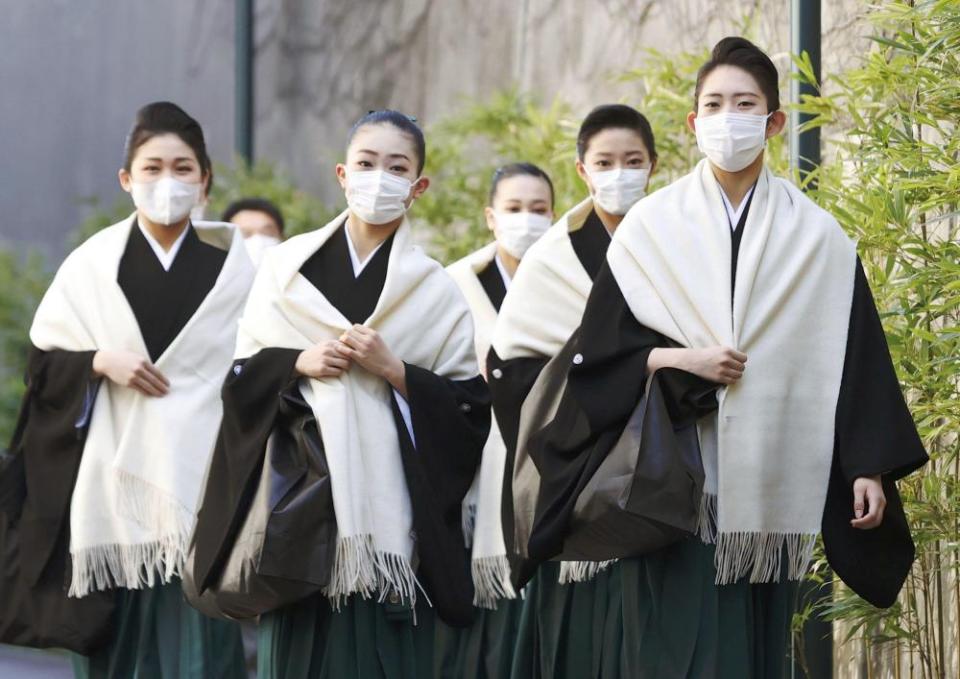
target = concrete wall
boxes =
[1,0,868,262]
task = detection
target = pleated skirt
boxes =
[71,579,246,679]
[510,539,798,679]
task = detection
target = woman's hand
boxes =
[647,346,747,385]
[850,475,886,529]
[92,349,170,397]
[295,340,352,378]
[339,325,407,396]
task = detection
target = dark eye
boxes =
[358,160,373,168]
[628,158,644,166]
[390,165,408,173]
[596,159,610,167]
[533,208,548,215]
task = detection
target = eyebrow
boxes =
[356,149,411,161]
[702,91,760,98]
[141,157,196,162]
[591,150,647,157]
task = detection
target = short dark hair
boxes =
[124,102,211,178]
[347,110,426,175]
[576,104,658,163]
[695,37,781,111]
[221,197,286,234]
[489,162,555,209]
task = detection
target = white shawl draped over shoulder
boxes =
[488,197,617,583]
[608,160,856,584]
[29,217,255,597]
[236,211,479,608]
[447,243,515,607]
[490,197,595,362]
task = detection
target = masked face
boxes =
[694,112,772,172]
[493,211,553,259]
[243,233,281,267]
[131,176,202,225]
[586,167,650,215]
[121,133,206,225]
[345,170,415,225]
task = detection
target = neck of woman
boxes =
[710,154,764,209]
[592,202,624,235]
[139,213,189,251]
[495,244,520,279]
[346,212,402,262]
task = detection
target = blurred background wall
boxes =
[0,0,867,261]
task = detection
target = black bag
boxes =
[513,335,705,563]
[560,372,705,560]
[183,390,337,619]
[0,450,116,655]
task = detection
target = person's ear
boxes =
[766,110,787,139]
[201,171,211,197]
[335,163,348,190]
[648,158,658,177]
[118,168,132,193]
[410,176,430,199]
[685,111,698,135]
[484,206,497,234]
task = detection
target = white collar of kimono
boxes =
[344,221,388,277]
[718,181,756,231]
[137,217,190,271]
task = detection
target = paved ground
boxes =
[0,644,73,678]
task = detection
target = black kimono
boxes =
[509,195,927,678]
[486,209,611,583]
[189,223,491,679]
[1,220,244,677]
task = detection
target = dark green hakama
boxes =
[258,595,439,679]
[511,539,798,679]
[434,598,523,679]
[71,579,245,679]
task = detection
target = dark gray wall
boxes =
[0,0,235,261]
[1,0,868,265]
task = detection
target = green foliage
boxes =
[417,91,582,264]
[793,1,960,676]
[206,159,336,237]
[0,249,50,445]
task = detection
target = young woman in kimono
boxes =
[189,110,491,679]
[438,163,555,677]
[481,105,657,676]
[519,37,928,678]
[6,102,249,678]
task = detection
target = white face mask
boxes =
[131,176,202,225]
[695,112,772,172]
[345,170,415,225]
[587,168,650,216]
[494,211,553,259]
[244,233,281,267]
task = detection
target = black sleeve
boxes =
[834,259,928,481]
[392,364,490,628]
[5,347,97,587]
[523,264,716,564]
[822,259,928,609]
[192,347,301,593]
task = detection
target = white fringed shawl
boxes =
[236,211,479,608]
[489,197,615,584]
[608,160,856,584]
[447,243,516,607]
[29,217,254,597]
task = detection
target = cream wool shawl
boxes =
[447,243,516,607]
[489,197,614,584]
[608,160,856,584]
[29,217,254,597]
[236,211,479,608]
